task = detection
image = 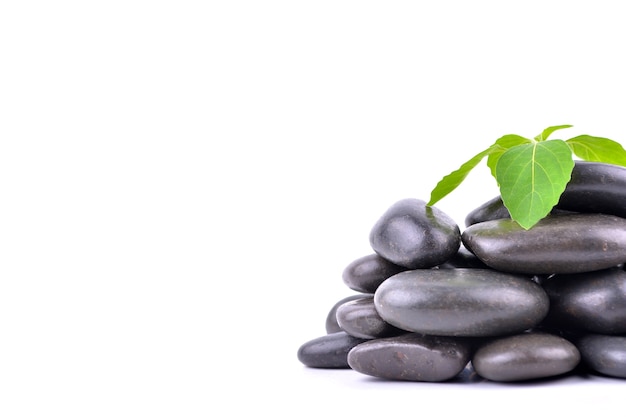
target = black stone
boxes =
[465,161,626,227]
[347,333,472,381]
[374,269,549,337]
[542,267,626,334]
[325,294,372,334]
[472,332,581,382]
[297,332,368,368]
[462,213,626,275]
[336,297,403,339]
[558,161,626,219]
[342,253,406,293]
[575,334,626,378]
[369,198,460,269]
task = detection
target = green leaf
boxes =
[486,134,533,179]
[566,135,626,166]
[534,124,573,141]
[428,145,497,206]
[495,140,575,229]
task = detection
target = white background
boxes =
[2,1,626,415]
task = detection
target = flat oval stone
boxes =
[336,297,403,339]
[465,162,626,226]
[347,333,472,381]
[374,269,549,337]
[472,332,580,382]
[576,334,626,378]
[462,213,626,274]
[297,332,368,368]
[542,267,626,334]
[325,294,372,334]
[342,254,406,293]
[369,198,460,269]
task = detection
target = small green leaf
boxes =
[566,135,626,166]
[486,134,533,179]
[428,145,497,206]
[495,140,574,229]
[534,124,573,141]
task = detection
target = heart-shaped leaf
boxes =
[495,140,574,229]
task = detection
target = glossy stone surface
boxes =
[576,334,626,378]
[369,198,460,269]
[465,161,626,226]
[325,294,372,334]
[558,161,626,219]
[462,213,626,274]
[347,333,472,381]
[297,332,368,368]
[472,332,581,382]
[342,253,406,293]
[374,269,549,337]
[542,267,626,334]
[336,297,402,339]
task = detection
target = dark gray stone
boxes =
[374,269,549,337]
[462,213,626,275]
[342,253,406,293]
[465,161,626,227]
[347,333,472,381]
[297,332,368,368]
[369,198,460,269]
[576,334,626,378]
[336,297,403,339]
[558,161,626,219]
[472,332,580,382]
[542,267,626,334]
[325,294,372,334]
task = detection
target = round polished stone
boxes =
[325,294,372,334]
[342,253,406,293]
[576,334,626,378]
[542,267,626,334]
[336,297,402,339]
[462,213,626,274]
[369,198,460,269]
[374,268,549,337]
[472,332,581,382]
[347,333,472,381]
[297,332,368,368]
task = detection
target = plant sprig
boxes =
[428,125,626,229]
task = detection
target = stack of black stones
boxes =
[297,161,626,382]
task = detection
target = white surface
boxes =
[2,1,626,415]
